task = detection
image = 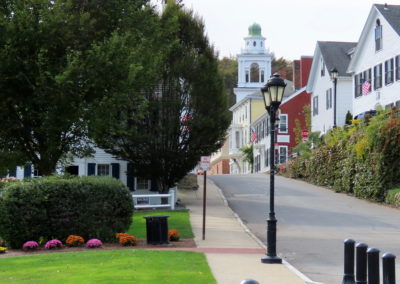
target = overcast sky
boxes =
[180,0,390,60]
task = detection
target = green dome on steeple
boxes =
[248,23,262,36]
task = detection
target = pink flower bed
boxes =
[44,239,63,249]
[22,241,39,250]
[86,239,102,248]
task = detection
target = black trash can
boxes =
[144,215,170,245]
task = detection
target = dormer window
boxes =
[375,19,382,51]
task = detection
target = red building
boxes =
[276,56,312,161]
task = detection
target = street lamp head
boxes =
[330,67,338,80]
[261,73,286,111]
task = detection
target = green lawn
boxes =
[128,210,194,239]
[0,250,215,283]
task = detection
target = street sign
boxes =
[200,156,211,171]
[302,129,309,139]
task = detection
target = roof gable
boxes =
[306,41,356,93]
[375,4,400,36]
[347,4,400,73]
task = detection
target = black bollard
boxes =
[382,253,396,284]
[368,248,380,284]
[240,279,259,284]
[356,243,368,284]
[342,239,356,284]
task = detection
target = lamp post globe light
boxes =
[260,73,286,264]
[330,67,338,128]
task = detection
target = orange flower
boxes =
[168,229,180,241]
[119,234,137,246]
[66,235,85,247]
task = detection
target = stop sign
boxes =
[302,129,309,138]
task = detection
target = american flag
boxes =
[251,127,257,142]
[362,80,371,95]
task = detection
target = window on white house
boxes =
[136,178,150,190]
[279,114,288,133]
[245,70,249,82]
[235,131,240,148]
[97,164,110,176]
[395,55,400,81]
[374,64,383,89]
[326,88,332,109]
[33,168,42,178]
[279,146,287,164]
[355,73,362,97]
[261,70,265,82]
[385,58,394,85]
[313,96,319,116]
[375,19,382,51]
[363,69,372,95]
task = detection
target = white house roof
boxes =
[307,41,356,93]
[347,4,400,73]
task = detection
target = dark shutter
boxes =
[24,164,32,178]
[9,167,17,177]
[88,163,96,176]
[111,163,120,179]
[150,179,158,192]
[126,163,134,191]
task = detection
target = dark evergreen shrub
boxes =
[0,176,133,248]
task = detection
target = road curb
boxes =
[209,178,323,284]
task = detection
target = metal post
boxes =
[368,248,380,284]
[261,105,281,264]
[202,170,207,240]
[342,239,355,284]
[356,243,368,284]
[333,77,337,127]
[382,253,396,284]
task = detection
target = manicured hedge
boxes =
[0,176,133,248]
[286,108,400,203]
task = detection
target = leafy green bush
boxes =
[0,176,133,248]
[386,188,400,206]
[286,108,400,202]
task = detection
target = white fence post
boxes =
[169,189,175,210]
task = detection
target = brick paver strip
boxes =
[143,247,265,254]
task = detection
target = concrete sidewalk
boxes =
[178,175,315,284]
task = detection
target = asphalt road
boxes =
[208,173,400,284]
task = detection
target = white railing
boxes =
[132,189,176,210]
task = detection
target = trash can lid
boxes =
[143,215,170,219]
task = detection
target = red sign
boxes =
[302,129,309,138]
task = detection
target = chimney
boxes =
[300,56,313,88]
[292,60,301,90]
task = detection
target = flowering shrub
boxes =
[116,232,137,246]
[0,247,7,254]
[86,239,102,248]
[44,239,63,249]
[115,233,130,240]
[66,235,85,247]
[168,229,180,241]
[0,177,19,183]
[22,241,39,251]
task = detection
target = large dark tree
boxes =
[0,0,154,175]
[90,2,230,193]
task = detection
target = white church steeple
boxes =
[234,23,272,103]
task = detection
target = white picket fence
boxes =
[132,188,176,210]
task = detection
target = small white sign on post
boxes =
[200,156,211,171]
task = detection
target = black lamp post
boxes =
[330,67,338,128]
[260,73,286,264]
